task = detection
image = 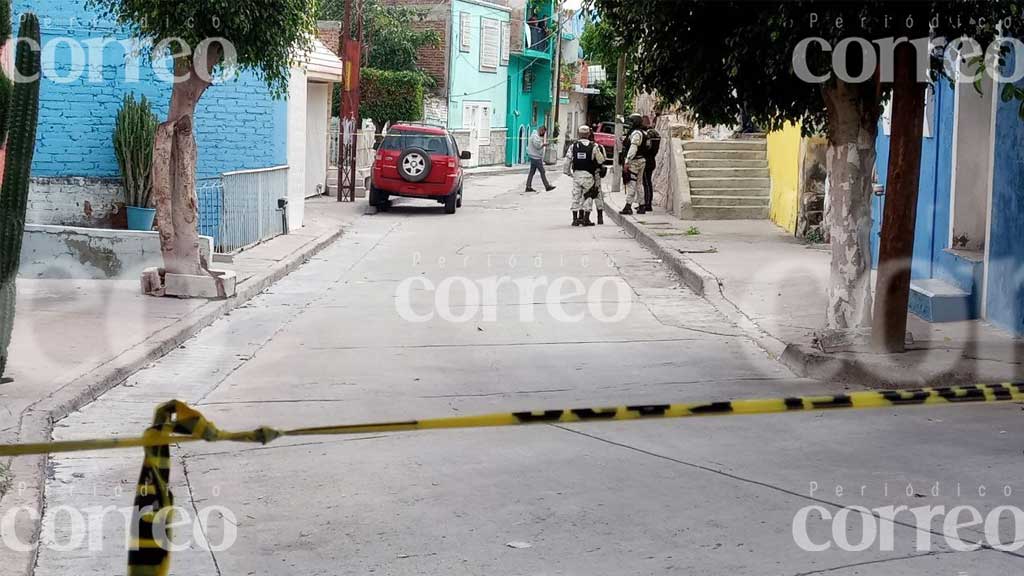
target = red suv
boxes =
[370,124,472,214]
[593,122,617,163]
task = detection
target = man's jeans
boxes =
[643,156,657,208]
[527,157,551,190]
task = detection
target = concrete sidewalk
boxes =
[603,189,1024,388]
[0,197,361,505]
[463,164,529,178]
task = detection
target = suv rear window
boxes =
[599,122,615,134]
[380,129,454,155]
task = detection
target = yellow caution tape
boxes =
[1,382,1022,459]
[0,382,1018,576]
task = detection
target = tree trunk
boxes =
[151,53,220,278]
[872,43,927,352]
[821,78,882,330]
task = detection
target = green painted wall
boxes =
[505,0,556,165]
[448,0,511,130]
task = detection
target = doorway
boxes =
[949,73,995,255]
[305,82,331,198]
[462,101,490,168]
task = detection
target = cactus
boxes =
[113,94,157,208]
[0,13,41,379]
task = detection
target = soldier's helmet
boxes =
[578,125,591,138]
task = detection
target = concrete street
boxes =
[28,172,1024,575]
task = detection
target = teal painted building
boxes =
[447,0,512,166]
[505,0,555,165]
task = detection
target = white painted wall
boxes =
[949,77,994,252]
[286,67,309,229]
[20,225,212,279]
[556,92,588,155]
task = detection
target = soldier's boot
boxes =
[619,204,633,215]
[637,204,648,215]
[597,210,604,225]
[572,211,581,227]
[582,211,596,227]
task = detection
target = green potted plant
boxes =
[113,94,158,230]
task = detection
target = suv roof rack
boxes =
[392,121,448,129]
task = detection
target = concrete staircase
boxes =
[683,139,770,220]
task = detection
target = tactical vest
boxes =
[645,129,662,158]
[620,129,647,164]
[572,141,599,174]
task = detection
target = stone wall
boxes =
[424,94,450,126]
[451,128,508,167]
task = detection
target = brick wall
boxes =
[381,0,452,94]
[317,21,343,56]
[19,0,288,178]
[16,0,290,224]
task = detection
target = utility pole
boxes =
[611,53,626,194]
[547,4,564,164]
[872,32,927,352]
[337,0,363,202]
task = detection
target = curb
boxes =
[604,199,787,362]
[464,166,530,178]
[604,201,1024,388]
[0,223,346,576]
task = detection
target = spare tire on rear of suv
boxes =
[398,147,432,183]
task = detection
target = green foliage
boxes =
[579,18,620,73]
[0,461,11,497]
[87,0,320,97]
[320,0,440,73]
[686,226,701,236]
[579,17,636,120]
[359,68,425,130]
[323,0,440,115]
[805,227,826,245]
[560,62,578,93]
[114,94,158,208]
[0,0,9,48]
[0,13,41,378]
[0,72,10,148]
[588,79,632,123]
[589,0,1023,136]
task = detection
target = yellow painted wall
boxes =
[767,123,801,234]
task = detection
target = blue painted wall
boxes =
[448,0,510,130]
[874,74,1024,333]
[873,81,983,316]
[16,0,287,179]
[987,61,1024,335]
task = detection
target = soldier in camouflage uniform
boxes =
[564,125,606,227]
[619,114,647,215]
